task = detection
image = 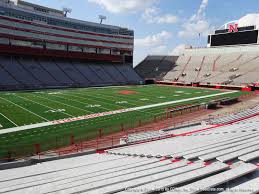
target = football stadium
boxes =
[0,0,259,193]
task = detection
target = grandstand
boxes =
[136,23,259,88]
[0,0,142,90]
[0,55,142,90]
[163,45,259,86]
[135,56,178,82]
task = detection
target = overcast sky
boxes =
[25,0,259,66]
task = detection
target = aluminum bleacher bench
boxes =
[174,132,259,158]
[239,150,259,162]
[37,160,190,193]
[0,155,157,193]
[111,131,259,158]
[88,161,204,194]
[172,163,257,194]
[183,133,259,160]
[117,162,228,194]
[217,144,259,162]
[219,176,259,194]
[199,136,259,161]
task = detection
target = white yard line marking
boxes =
[31,94,91,114]
[0,113,18,127]
[55,93,97,113]
[85,92,155,116]
[16,95,74,118]
[0,91,238,135]
[65,92,123,111]
[0,96,49,122]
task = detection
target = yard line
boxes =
[70,91,154,116]
[0,96,49,122]
[30,94,91,114]
[15,95,74,118]
[89,88,161,104]
[66,92,119,111]
[0,90,238,135]
[61,93,110,112]
[71,90,146,112]
[0,113,18,127]
[91,93,156,116]
[46,93,96,113]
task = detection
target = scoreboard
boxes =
[208,25,259,47]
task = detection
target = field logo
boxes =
[48,92,62,95]
[140,98,149,101]
[46,109,66,113]
[86,104,101,108]
[228,24,238,33]
[158,96,166,99]
[116,101,128,104]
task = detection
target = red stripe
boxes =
[204,161,212,166]
[0,15,133,40]
[0,33,132,51]
[171,159,181,163]
[160,156,168,161]
[0,23,132,46]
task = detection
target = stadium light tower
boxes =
[99,15,107,24]
[63,7,72,17]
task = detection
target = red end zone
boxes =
[118,90,138,95]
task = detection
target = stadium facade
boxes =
[0,0,143,90]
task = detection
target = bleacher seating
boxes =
[0,106,258,193]
[126,131,170,143]
[207,105,259,125]
[0,154,256,193]
[125,122,208,144]
[18,58,59,85]
[134,56,178,80]
[37,59,75,85]
[160,45,259,85]
[122,106,259,146]
[109,108,259,158]
[0,55,143,90]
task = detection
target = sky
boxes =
[23,0,259,66]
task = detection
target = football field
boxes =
[0,85,244,157]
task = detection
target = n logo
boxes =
[228,24,238,33]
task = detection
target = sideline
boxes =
[0,91,238,135]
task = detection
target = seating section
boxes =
[120,106,259,147]
[174,163,257,194]
[18,58,59,86]
[126,131,171,143]
[135,56,178,80]
[0,56,143,90]
[108,116,259,159]
[207,105,259,125]
[1,113,259,193]
[125,122,208,144]
[162,45,259,85]
[37,59,75,85]
[0,56,41,86]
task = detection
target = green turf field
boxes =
[0,85,245,157]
